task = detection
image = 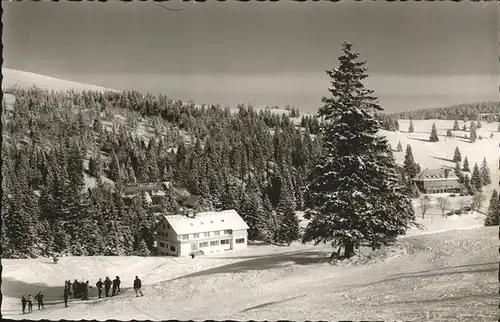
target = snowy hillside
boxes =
[382,119,500,212]
[2,212,494,321]
[2,68,118,93]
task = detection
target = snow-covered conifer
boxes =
[302,42,416,258]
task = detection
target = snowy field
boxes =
[2,68,118,93]
[3,211,496,321]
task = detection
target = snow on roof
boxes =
[163,209,249,235]
[413,168,458,181]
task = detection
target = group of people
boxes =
[95,276,121,298]
[21,292,44,314]
[21,275,144,314]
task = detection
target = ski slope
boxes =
[2,212,496,321]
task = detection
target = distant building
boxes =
[412,168,462,194]
[155,209,249,257]
[121,182,173,209]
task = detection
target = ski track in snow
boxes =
[3,212,497,321]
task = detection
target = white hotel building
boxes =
[156,209,249,257]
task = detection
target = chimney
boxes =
[187,209,195,218]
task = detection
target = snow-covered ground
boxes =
[3,211,496,321]
[2,68,117,93]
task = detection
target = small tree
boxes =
[497,121,500,132]
[429,123,439,142]
[446,129,453,137]
[452,147,462,163]
[462,156,470,172]
[462,123,467,131]
[477,120,482,129]
[396,140,403,152]
[471,191,486,214]
[480,157,491,186]
[469,122,477,142]
[420,195,432,219]
[484,190,499,226]
[471,162,483,191]
[436,197,451,218]
[408,119,415,133]
[454,162,463,182]
[453,120,460,131]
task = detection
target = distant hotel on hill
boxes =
[412,168,462,194]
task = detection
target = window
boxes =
[182,234,189,240]
[224,230,231,235]
[193,233,199,239]
[170,245,176,252]
[191,243,198,251]
[159,242,165,247]
[204,232,210,237]
[210,240,219,246]
[163,223,166,229]
[167,224,171,229]
[235,238,245,244]
[220,239,230,245]
[199,242,209,248]
[213,231,220,236]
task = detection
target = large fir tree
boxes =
[302,42,416,258]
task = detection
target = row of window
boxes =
[158,242,176,253]
[180,230,232,241]
[190,238,245,251]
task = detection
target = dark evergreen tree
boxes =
[480,157,491,186]
[408,119,415,133]
[484,189,499,226]
[302,42,416,258]
[452,146,462,163]
[471,162,483,191]
[469,122,477,142]
[462,156,470,172]
[396,140,403,152]
[446,129,452,137]
[453,120,459,131]
[403,144,419,179]
[429,123,439,142]
[275,176,300,245]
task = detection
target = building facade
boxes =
[156,209,249,257]
[413,168,462,194]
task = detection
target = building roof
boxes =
[413,168,458,181]
[162,209,249,235]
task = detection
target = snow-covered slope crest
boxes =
[2,68,118,92]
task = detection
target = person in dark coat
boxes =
[133,276,144,297]
[96,278,104,298]
[72,280,77,298]
[27,294,33,313]
[63,282,69,307]
[116,276,121,294]
[104,277,112,297]
[21,296,27,314]
[35,292,44,309]
[112,277,118,296]
[82,281,90,300]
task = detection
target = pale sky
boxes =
[3,1,499,112]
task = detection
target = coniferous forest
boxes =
[2,43,420,259]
